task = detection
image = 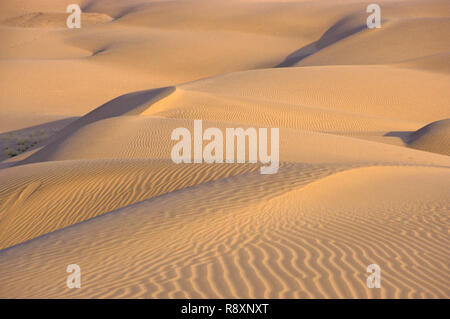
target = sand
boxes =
[0,0,449,298]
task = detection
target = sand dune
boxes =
[17,116,450,167]
[0,165,448,298]
[0,0,449,299]
[294,17,450,68]
[0,159,264,249]
[0,11,112,28]
[397,52,450,74]
[406,119,450,156]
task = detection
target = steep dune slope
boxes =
[406,119,450,156]
[294,17,450,68]
[290,0,450,69]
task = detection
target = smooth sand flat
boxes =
[0,0,449,298]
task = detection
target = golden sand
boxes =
[0,0,449,298]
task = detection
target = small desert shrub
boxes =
[5,149,18,157]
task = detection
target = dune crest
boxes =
[406,119,450,156]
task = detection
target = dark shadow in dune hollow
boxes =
[276,15,368,67]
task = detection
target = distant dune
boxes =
[406,119,450,156]
[0,11,112,28]
[0,0,449,298]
